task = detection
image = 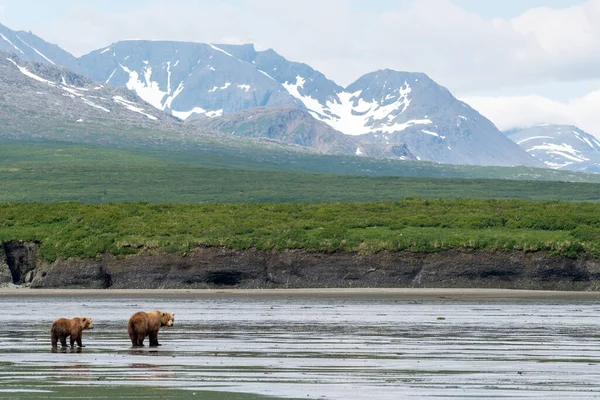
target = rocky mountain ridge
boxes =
[506,125,600,173]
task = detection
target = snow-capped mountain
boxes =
[282,68,541,167]
[506,125,600,172]
[77,41,541,167]
[77,41,302,121]
[0,23,78,71]
[0,20,545,168]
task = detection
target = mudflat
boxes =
[2,292,600,398]
[2,287,600,301]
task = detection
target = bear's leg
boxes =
[51,332,58,348]
[128,329,137,346]
[149,331,160,347]
[60,335,68,348]
[70,334,76,348]
[76,335,84,348]
[136,333,146,347]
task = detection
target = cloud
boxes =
[24,0,599,94]
[462,92,600,138]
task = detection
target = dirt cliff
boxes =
[0,242,596,291]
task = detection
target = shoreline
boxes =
[2,288,600,301]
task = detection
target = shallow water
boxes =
[1,294,600,399]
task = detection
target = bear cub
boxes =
[128,310,175,347]
[51,317,94,348]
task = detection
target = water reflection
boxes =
[51,347,83,354]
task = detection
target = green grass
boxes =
[2,141,600,203]
[2,200,599,262]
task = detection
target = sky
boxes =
[0,0,599,136]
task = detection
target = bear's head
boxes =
[160,312,175,327]
[80,317,94,330]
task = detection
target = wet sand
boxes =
[2,287,600,301]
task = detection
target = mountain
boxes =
[77,41,542,167]
[2,48,600,184]
[0,23,78,71]
[505,125,600,173]
[303,69,541,167]
[77,41,302,120]
[0,21,544,168]
[0,50,342,159]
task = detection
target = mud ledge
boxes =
[2,245,598,291]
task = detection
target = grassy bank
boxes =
[1,199,599,262]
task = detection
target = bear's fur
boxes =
[51,317,94,348]
[127,310,175,347]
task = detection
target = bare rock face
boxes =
[25,247,600,291]
[1,241,38,285]
[0,250,12,284]
[31,260,112,289]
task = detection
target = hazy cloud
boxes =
[463,92,600,138]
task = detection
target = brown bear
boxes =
[127,310,174,347]
[50,317,94,348]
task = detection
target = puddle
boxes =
[0,295,600,398]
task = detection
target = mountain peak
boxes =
[506,124,600,172]
[355,68,431,82]
[0,21,78,70]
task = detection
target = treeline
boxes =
[1,199,599,262]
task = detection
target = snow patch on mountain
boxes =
[208,44,233,57]
[113,96,157,120]
[172,107,223,120]
[15,35,55,65]
[209,82,231,93]
[106,68,117,84]
[7,57,52,84]
[422,130,442,138]
[119,63,168,110]
[82,97,110,113]
[0,33,24,54]
[282,76,430,136]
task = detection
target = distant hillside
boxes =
[1,141,599,204]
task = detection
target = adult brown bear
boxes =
[50,317,94,348]
[128,310,175,347]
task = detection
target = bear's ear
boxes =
[162,312,166,317]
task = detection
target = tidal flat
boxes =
[1,290,600,399]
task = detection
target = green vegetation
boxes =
[2,140,600,203]
[1,200,599,262]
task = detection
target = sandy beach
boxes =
[2,287,600,301]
